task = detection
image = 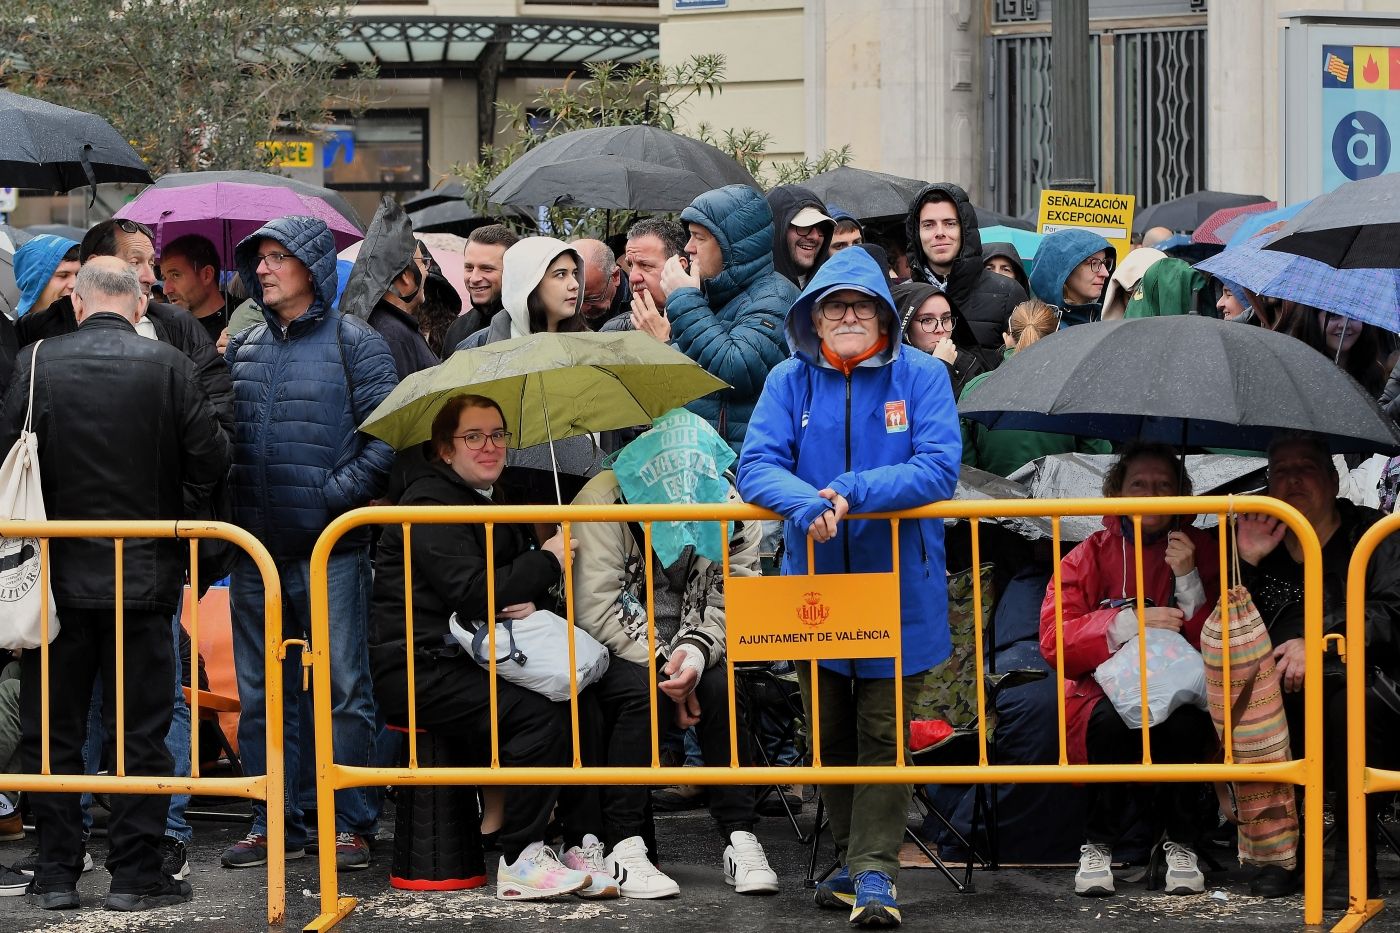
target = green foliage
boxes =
[453,54,851,238]
[0,0,377,177]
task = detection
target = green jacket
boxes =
[1123,258,1205,318]
[959,351,1110,477]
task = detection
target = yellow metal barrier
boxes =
[304,495,1324,931]
[2,520,287,926]
[1332,512,1400,932]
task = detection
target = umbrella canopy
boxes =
[1265,174,1400,269]
[957,315,1400,454]
[358,330,730,451]
[486,126,757,211]
[979,224,1043,260]
[115,181,364,268]
[0,90,151,190]
[1223,200,1310,248]
[975,205,1037,232]
[1133,190,1270,234]
[803,166,925,221]
[1195,229,1400,331]
[150,170,364,233]
[489,155,732,212]
[1191,201,1276,245]
[22,224,84,241]
[404,182,466,213]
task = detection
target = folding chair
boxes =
[733,661,811,845]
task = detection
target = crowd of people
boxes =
[0,174,1395,930]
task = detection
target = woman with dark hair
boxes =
[891,280,1000,398]
[1039,443,1220,900]
[1284,302,1386,397]
[459,237,588,347]
[368,393,600,902]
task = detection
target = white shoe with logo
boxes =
[723,831,779,895]
[603,836,679,899]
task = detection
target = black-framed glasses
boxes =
[453,430,512,450]
[1080,257,1113,274]
[114,218,153,238]
[818,298,879,321]
[912,314,954,332]
[257,251,294,271]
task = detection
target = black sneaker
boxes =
[159,837,190,880]
[15,848,95,877]
[0,864,28,897]
[104,877,193,912]
[26,883,79,910]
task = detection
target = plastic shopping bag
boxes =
[1093,628,1207,728]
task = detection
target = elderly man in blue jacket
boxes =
[738,247,961,929]
[221,216,399,873]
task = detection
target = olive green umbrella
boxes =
[358,330,730,479]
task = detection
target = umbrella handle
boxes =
[541,388,563,506]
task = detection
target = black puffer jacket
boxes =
[367,297,439,379]
[890,280,1001,399]
[905,183,1027,350]
[0,315,229,613]
[367,448,564,703]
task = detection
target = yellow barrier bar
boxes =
[1131,515,1151,765]
[720,520,738,770]
[1217,516,1233,765]
[645,521,661,769]
[806,534,822,769]
[1052,517,1067,767]
[403,524,418,769]
[115,538,126,777]
[890,518,905,768]
[562,520,581,768]
[970,519,988,767]
[188,541,201,779]
[486,523,499,768]
[40,537,51,777]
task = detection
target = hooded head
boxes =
[979,242,1030,295]
[765,184,834,286]
[904,183,984,295]
[679,184,777,308]
[1123,257,1206,318]
[890,280,978,353]
[235,215,340,323]
[1100,247,1166,321]
[1028,228,1115,313]
[500,236,584,338]
[15,234,79,317]
[786,246,900,370]
[339,196,421,321]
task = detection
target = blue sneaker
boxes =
[814,865,856,909]
[850,870,901,928]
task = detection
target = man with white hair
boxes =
[574,238,632,330]
[0,257,228,912]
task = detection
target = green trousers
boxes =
[797,664,922,878]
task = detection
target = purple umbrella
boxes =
[115,181,364,268]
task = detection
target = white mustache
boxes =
[832,326,867,335]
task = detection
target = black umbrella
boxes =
[957,315,1400,454]
[404,182,466,213]
[0,90,151,189]
[486,126,758,211]
[803,166,925,220]
[150,170,365,233]
[1264,174,1400,269]
[974,205,1036,232]
[23,223,85,241]
[1133,190,1270,234]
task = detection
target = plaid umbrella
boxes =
[1191,201,1276,245]
[1195,230,1400,332]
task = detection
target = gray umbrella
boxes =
[0,90,152,190]
[339,196,418,321]
[23,224,85,241]
[1264,173,1400,269]
[404,182,466,213]
[1132,190,1270,234]
[150,170,365,233]
[803,166,925,220]
[486,126,757,211]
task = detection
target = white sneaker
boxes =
[723,831,779,895]
[604,836,679,899]
[496,842,591,901]
[1075,843,1114,896]
[1162,840,1205,895]
[561,834,620,899]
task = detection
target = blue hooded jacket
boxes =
[1028,229,1115,326]
[226,215,399,558]
[737,248,962,678]
[14,235,77,317]
[672,185,798,454]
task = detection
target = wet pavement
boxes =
[0,796,1395,932]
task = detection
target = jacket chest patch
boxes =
[884,400,908,433]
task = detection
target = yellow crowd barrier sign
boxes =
[728,570,900,661]
[1037,188,1137,259]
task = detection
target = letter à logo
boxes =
[1332,110,1392,181]
[796,590,830,627]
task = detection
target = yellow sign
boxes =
[257,140,315,168]
[726,572,901,661]
[1037,189,1136,262]
[1355,46,1391,90]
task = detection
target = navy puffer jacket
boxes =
[672,185,797,454]
[227,216,399,558]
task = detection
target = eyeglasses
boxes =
[453,430,512,450]
[114,219,153,238]
[257,251,294,271]
[912,314,954,332]
[818,298,878,321]
[1081,257,1113,274]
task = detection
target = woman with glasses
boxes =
[891,280,1000,398]
[368,393,597,901]
[1028,229,1116,327]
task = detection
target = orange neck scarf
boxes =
[821,334,889,376]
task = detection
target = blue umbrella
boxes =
[1224,200,1310,248]
[979,224,1043,260]
[1195,231,1400,332]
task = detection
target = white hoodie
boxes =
[500,236,584,338]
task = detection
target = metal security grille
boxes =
[1114,27,1208,207]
